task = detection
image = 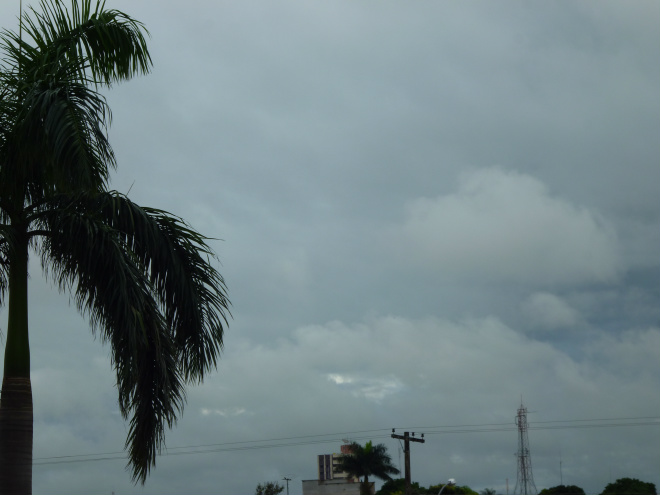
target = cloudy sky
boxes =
[1,1,659,494]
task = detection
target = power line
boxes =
[33,431,395,466]
[421,420,659,436]
[402,416,660,436]
[32,415,659,467]
[397,415,660,431]
[163,427,391,452]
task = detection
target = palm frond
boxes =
[15,0,151,86]
[32,191,229,482]
[337,441,400,482]
[8,76,113,198]
[0,249,7,307]
[78,191,231,381]
[36,197,184,482]
[0,0,149,204]
[0,221,17,304]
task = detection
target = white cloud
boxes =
[327,373,354,385]
[200,407,249,417]
[327,373,404,403]
[397,168,621,285]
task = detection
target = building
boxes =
[303,444,374,495]
[317,444,354,481]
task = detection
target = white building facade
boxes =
[303,444,374,495]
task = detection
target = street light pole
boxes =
[438,478,456,495]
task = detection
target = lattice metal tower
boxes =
[513,401,537,495]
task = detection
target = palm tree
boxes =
[0,1,230,493]
[337,441,400,495]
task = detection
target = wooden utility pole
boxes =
[391,430,425,495]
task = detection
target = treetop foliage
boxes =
[377,479,479,495]
[379,478,658,495]
[601,478,657,495]
[540,485,586,495]
[255,481,285,495]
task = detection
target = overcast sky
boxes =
[1,1,659,495]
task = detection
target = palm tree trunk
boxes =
[0,377,33,495]
[360,475,372,495]
[0,233,33,495]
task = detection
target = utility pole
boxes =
[392,430,425,495]
[282,477,291,495]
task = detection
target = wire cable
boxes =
[32,415,659,466]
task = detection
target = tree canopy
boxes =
[601,478,657,495]
[255,482,285,495]
[377,478,423,495]
[539,485,586,495]
[377,479,479,495]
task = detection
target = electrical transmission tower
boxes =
[513,401,537,495]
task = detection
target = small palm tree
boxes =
[0,1,230,494]
[337,441,400,495]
